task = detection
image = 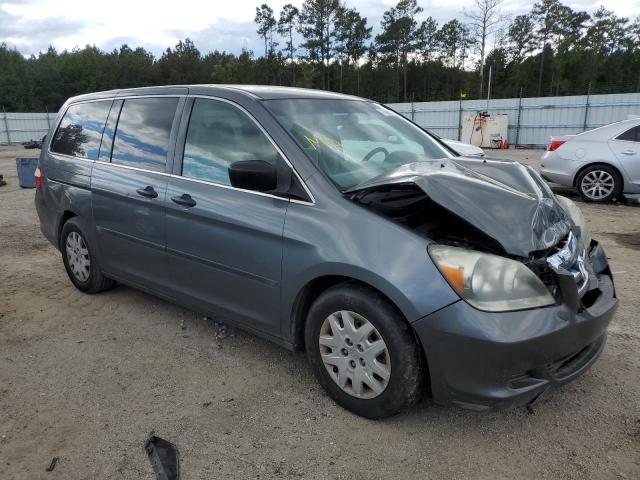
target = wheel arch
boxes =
[57,209,78,251]
[289,274,432,398]
[288,274,415,352]
[573,162,623,189]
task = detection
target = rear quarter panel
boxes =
[37,117,95,250]
[543,138,624,187]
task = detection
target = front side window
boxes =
[617,125,640,142]
[263,99,451,190]
[111,97,179,172]
[182,98,279,185]
[50,101,112,160]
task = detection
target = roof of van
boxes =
[68,85,366,103]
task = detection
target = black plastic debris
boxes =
[45,456,59,472]
[145,435,179,480]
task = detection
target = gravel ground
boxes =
[1,145,639,479]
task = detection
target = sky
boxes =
[1,0,639,58]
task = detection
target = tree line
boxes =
[1,0,639,112]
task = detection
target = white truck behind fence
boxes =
[2,92,640,147]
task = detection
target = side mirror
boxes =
[228,160,278,192]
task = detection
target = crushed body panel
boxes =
[347,157,573,258]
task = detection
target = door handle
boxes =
[621,149,636,155]
[136,186,158,198]
[171,193,197,207]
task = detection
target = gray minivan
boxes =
[35,85,618,418]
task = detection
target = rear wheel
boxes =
[304,282,424,419]
[61,218,115,293]
[576,165,621,203]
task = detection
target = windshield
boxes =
[263,99,452,190]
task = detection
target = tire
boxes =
[60,217,115,293]
[576,164,622,203]
[304,282,424,419]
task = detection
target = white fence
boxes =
[3,92,640,147]
[387,92,640,148]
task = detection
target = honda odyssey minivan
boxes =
[35,85,618,419]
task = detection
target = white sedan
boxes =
[541,118,640,203]
[441,138,486,157]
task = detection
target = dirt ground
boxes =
[1,145,639,479]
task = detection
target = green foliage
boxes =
[335,8,371,65]
[375,0,424,101]
[297,0,343,89]
[278,4,299,62]
[255,4,278,57]
[1,0,639,112]
[415,17,439,61]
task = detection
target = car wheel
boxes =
[61,218,115,293]
[304,282,424,419]
[576,165,621,203]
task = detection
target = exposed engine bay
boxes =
[349,183,505,255]
[346,157,610,310]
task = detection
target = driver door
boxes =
[165,97,288,337]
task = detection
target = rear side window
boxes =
[111,97,179,172]
[617,126,640,142]
[50,101,112,160]
[182,98,279,185]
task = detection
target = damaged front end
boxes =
[348,157,618,410]
[347,157,614,313]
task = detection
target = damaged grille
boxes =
[530,231,610,312]
[525,258,561,297]
[546,231,590,296]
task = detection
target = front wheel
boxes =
[304,282,424,419]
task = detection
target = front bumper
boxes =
[413,244,618,411]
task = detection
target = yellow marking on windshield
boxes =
[303,134,342,151]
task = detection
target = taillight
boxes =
[35,166,42,188]
[547,140,565,152]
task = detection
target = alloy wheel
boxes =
[318,310,391,399]
[580,170,615,200]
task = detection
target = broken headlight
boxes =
[557,196,591,249]
[428,245,555,312]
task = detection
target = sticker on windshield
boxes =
[303,134,343,151]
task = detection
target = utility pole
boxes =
[583,82,592,132]
[486,65,493,111]
[515,87,523,148]
[2,106,11,145]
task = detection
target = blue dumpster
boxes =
[16,157,39,188]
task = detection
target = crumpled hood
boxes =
[347,157,572,257]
